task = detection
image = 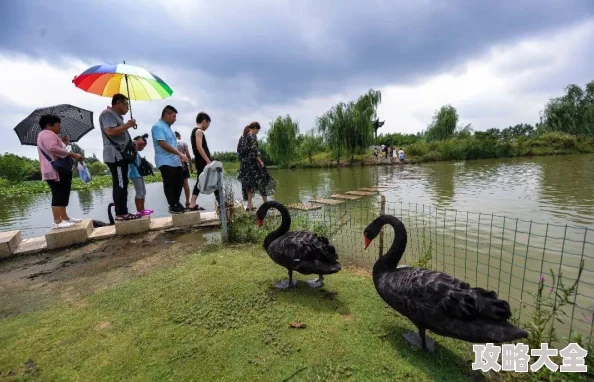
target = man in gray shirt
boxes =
[99,93,140,221]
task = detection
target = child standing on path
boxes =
[175,131,193,208]
[188,112,216,211]
[129,134,154,216]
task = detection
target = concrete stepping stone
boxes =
[115,216,151,236]
[199,211,220,225]
[0,230,21,257]
[89,226,116,241]
[346,191,377,196]
[331,194,362,200]
[46,220,93,250]
[311,199,344,206]
[172,210,202,227]
[14,236,47,255]
[359,187,392,192]
[287,203,322,211]
[150,217,172,231]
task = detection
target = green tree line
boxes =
[215,80,594,167]
[7,80,593,180]
[0,147,124,183]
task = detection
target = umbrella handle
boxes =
[123,71,137,129]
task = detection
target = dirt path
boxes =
[0,228,219,319]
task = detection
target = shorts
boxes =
[47,171,73,207]
[131,177,146,199]
[182,164,190,179]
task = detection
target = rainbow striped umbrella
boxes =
[72,62,173,118]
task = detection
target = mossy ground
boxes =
[0,243,487,381]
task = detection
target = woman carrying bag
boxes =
[37,114,84,229]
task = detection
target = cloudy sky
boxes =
[1,0,593,161]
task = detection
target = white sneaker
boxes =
[52,221,75,229]
[64,218,82,223]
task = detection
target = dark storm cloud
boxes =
[2,0,593,105]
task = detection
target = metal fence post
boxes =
[378,195,386,259]
[216,168,228,242]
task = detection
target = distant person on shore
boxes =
[398,147,405,164]
[188,112,217,211]
[129,134,154,217]
[373,147,379,162]
[237,121,276,211]
[391,146,396,163]
[151,105,188,214]
[99,93,140,221]
[37,114,84,229]
[175,131,193,208]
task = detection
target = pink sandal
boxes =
[136,209,154,217]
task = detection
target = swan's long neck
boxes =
[374,216,407,270]
[263,202,291,250]
[108,203,115,225]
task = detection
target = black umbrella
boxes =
[14,104,94,146]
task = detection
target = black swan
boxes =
[256,201,342,289]
[92,203,115,228]
[364,215,528,352]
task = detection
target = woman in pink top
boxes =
[37,114,84,229]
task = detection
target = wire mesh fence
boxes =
[287,197,594,345]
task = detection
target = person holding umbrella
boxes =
[37,114,84,228]
[99,93,140,221]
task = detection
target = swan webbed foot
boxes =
[306,275,324,288]
[275,279,297,289]
[403,332,435,353]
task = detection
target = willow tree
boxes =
[348,89,382,160]
[426,105,458,141]
[317,102,351,165]
[317,89,382,163]
[298,130,324,164]
[267,115,299,168]
[541,81,594,135]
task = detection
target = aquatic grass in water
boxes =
[0,174,162,198]
[0,162,239,199]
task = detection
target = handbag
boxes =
[77,162,92,183]
[136,156,154,177]
[39,148,74,173]
[101,128,137,164]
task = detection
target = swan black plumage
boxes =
[256,201,342,289]
[365,215,528,352]
[92,203,115,228]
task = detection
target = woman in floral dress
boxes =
[237,122,276,210]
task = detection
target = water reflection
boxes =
[423,162,456,207]
[77,190,95,214]
[270,168,326,202]
[538,155,594,226]
[2,154,594,238]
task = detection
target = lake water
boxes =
[2,154,593,339]
[3,154,593,238]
